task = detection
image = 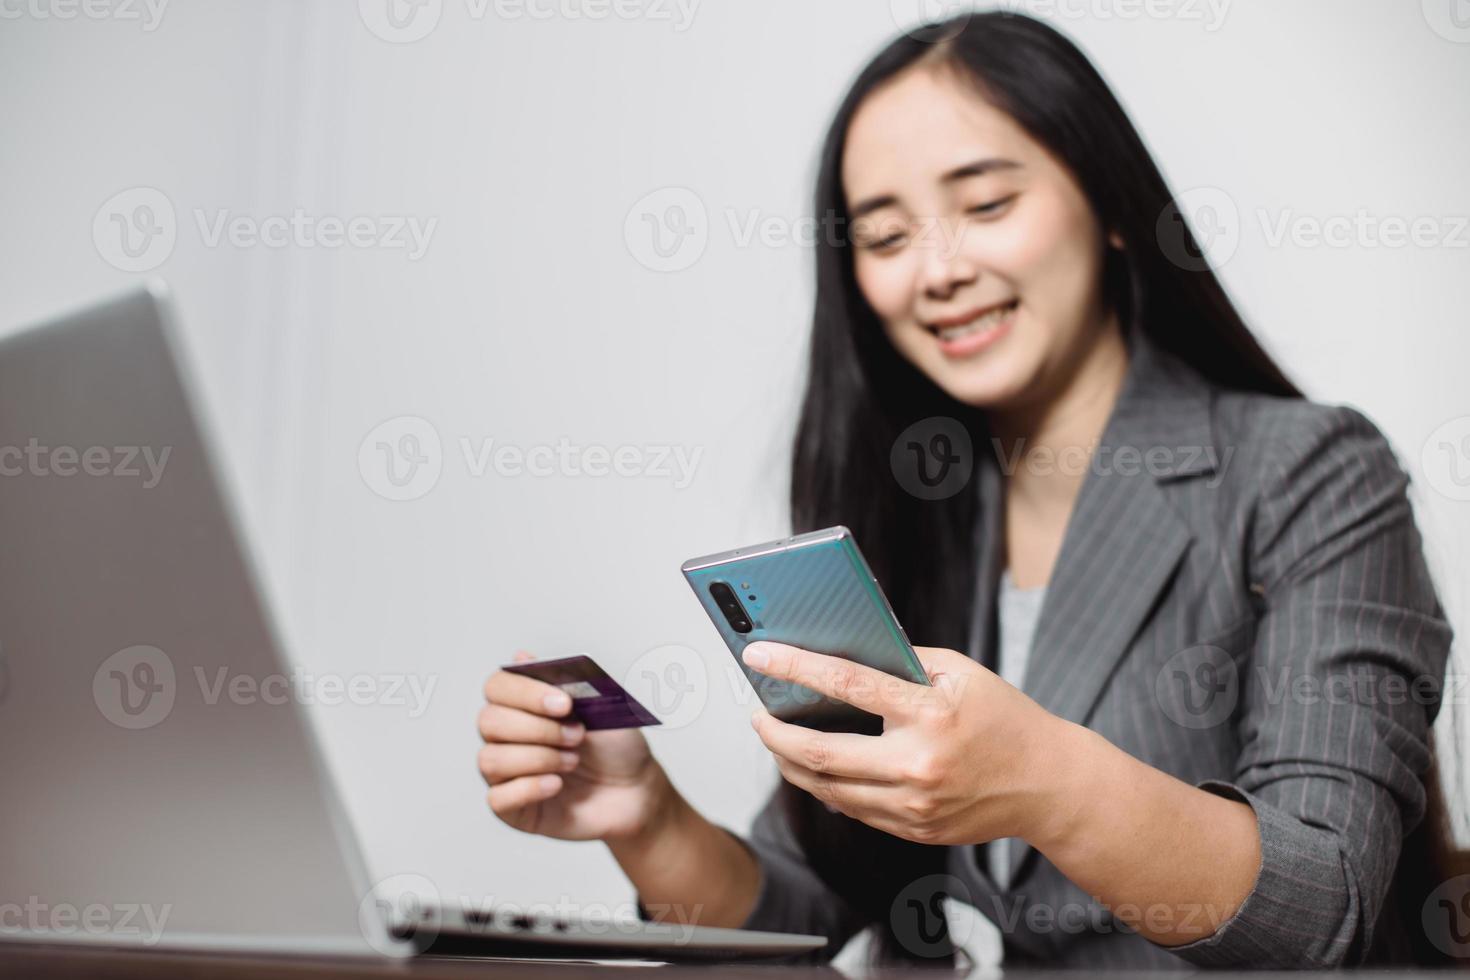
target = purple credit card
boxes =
[502,655,662,730]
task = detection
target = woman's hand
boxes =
[478,651,673,843]
[741,640,1082,849]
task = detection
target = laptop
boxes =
[0,283,825,963]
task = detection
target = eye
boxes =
[858,232,907,253]
[967,194,1017,216]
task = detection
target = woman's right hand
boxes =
[478,651,671,843]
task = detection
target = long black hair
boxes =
[782,10,1462,968]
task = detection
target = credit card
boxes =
[503,654,662,730]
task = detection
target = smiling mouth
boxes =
[925,299,1019,343]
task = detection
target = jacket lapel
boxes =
[964,440,1007,672]
[967,326,1220,887]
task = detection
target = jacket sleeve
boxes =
[1168,405,1454,968]
[635,784,871,962]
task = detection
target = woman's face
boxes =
[842,63,1120,412]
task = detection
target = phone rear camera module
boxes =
[710,581,753,634]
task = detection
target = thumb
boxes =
[912,645,972,700]
[512,650,537,663]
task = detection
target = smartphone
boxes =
[681,525,929,735]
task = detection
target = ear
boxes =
[1107,229,1125,250]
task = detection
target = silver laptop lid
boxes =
[0,283,400,957]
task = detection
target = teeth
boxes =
[936,302,1016,342]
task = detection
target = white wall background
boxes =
[2,0,1468,957]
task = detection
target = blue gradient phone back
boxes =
[681,526,929,734]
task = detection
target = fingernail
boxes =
[561,723,582,744]
[749,711,761,729]
[559,751,579,769]
[742,644,769,669]
[544,693,571,713]
[539,774,560,792]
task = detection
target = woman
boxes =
[476,12,1463,969]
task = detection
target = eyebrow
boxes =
[848,157,1022,219]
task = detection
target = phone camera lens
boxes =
[710,582,753,634]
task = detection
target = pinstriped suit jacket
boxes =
[710,325,1455,968]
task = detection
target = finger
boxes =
[742,641,920,718]
[487,773,563,817]
[513,650,536,663]
[911,644,974,681]
[484,666,576,718]
[772,754,893,814]
[478,743,580,785]
[750,708,901,781]
[478,703,584,747]
[912,645,984,707]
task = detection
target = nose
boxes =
[917,220,977,300]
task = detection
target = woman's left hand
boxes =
[741,640,1077,848]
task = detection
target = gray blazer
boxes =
[675,326,1454,969]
